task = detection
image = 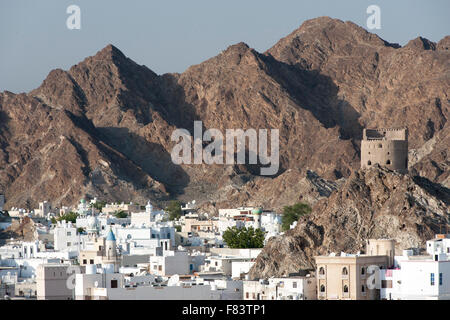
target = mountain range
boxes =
[0,17,448,214]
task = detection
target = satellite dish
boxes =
[192,200,196,204]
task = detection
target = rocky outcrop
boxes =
[248,166,450,279]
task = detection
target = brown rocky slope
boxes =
[248,165,450,279]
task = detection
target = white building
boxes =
[75,272,242,300]
[149,245,190,276]
[35,201,52,218]
[54,220,81,252]
[244,276,316,300]
[380,235,450,300]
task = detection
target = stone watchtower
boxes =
[361,128,408,173]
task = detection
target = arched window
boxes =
[361,285,365,293]
[342,267,348,275]
[319,267,325,275]
[320,285,326,292]
[343,285,349,293]
[386,160,391,165]
[361,267,365,275]
[378,143,382,148]
[367,160,372,165]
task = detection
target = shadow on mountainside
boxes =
[261,53,363,141]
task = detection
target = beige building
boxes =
[102,203,140,215]
[36,264,72,300]
[315,239,395,300]
[79,229,120,272]
[361,128,408,173]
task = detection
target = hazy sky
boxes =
[1,0,449,93]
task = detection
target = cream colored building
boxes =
[315,239,395,300]
[102,202,140,215]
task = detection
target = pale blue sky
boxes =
[1,0,449,93]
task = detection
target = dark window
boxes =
[367,161,371,165]
[342,267,348,275]
[83,259,87,264]
[343,285,349,293]
[386,160,391,165]
[111,279,118,288]
[320,285,325,292]
[381,280,392,288]
[319,267,325,275]
[361,285,365,292]
[90,259,94,264]
[378,144,382,148]
[361,267,365,275]
[431,273,435,286]
[293,282,297,288]
[439,273,443,286]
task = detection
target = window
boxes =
[319,267,325,275]
[367,160,372,165]
[90,259,94,265]
[158,265,162,271]
[111,279,118,288]
[83,259,87,264]
[320,285,325,292]
[342,267,348,275]
[246,292,249,299]
[67,242,71,247]
[67,232,71,236]
[439,273,443,286]
[293,282,297,289]
[343,285,349,293]
[386,160,391,165]
[361,267,365,275]
[431,273,435,286]
[381,280,392,288]
[361,285,365,292]
[378,143,382,148]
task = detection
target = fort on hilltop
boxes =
[361,128,408,173]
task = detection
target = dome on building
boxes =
[252,208,263,215]
[80,198,86,204]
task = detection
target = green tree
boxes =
[222,226,265,249]
[174,225,182,232]
[92,200,107,212]
[166,200,182,221]
[57,212,79,223]
[114,210,128,218]
[77,227,85,234]
[50,217,57,224]
[281,202,311,231]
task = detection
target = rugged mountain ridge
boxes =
[0,16,448,210]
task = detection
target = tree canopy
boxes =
[57,212,79,224]
[281,202,311,231]
[222,226,265,249]
[92,200,107,212]
[114,210,128,218]
[166,200,182,221]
